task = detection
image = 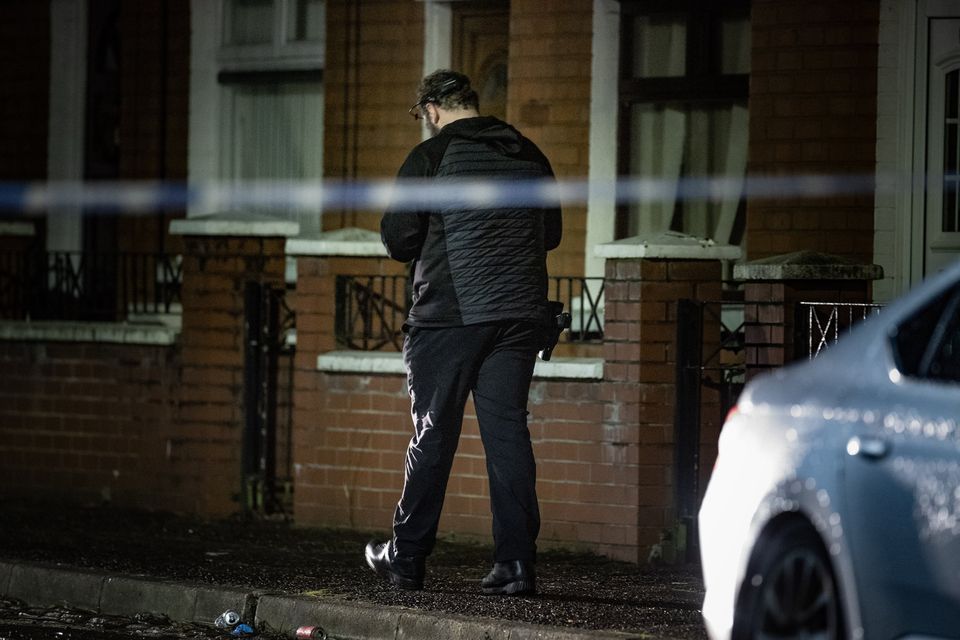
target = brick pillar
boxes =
[285,230,407,526]
[597,233,739,562]
[736,250,883,380]
[168,216,296,516]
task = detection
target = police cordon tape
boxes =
[0,174,893,215]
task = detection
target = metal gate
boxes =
[674,298,747,561]
[673,297,885,560]
[243,281,296,516]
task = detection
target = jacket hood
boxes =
[444,116,523,155]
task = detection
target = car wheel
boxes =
[733,518,843,640]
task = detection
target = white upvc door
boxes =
[925,16,960,275]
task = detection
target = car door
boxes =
[843,283,960,639]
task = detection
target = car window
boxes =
[892,285,960,383]
[922,299,960,382]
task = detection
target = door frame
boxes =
[907,1,960,286]
[921,12,960,276]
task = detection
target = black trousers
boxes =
[392,320,541,563]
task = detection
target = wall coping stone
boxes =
[734,250,884,281]
[594,230,742,260]
[0,321,178,345]
[286,227,387,257]
[316,350,604,379]
[169,213,299,237]
[0,222,36,237]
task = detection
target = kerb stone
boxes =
[100,575,197,620]
[6,564,105,611]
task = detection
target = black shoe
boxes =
[364,540,425,591]
[481,560,536,595]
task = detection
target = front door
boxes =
[925,17,960,275]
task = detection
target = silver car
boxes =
[699,260,960,640]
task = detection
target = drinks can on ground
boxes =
[214,610,241,629]
[295,625,327,639]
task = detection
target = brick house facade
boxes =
[1,0,954,561]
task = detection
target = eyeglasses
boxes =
[408,101,429,120]
[408,78,462,120]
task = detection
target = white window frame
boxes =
[586,0,620,278]
[219,0,326,72]
[189,0,325,220]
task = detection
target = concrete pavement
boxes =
[0,559,650,640]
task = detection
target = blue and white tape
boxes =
[0,174,889,216]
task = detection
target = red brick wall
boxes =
[293,362,644,560]
[292,254,634,557]
[602,258,723,551]
[0,341,178,506]
[747,0,879,262]
[323,0,425,232]
[292,255,407,528]
[528,380,634,559]
[1,241,726,561]
[1,236,289,516]
[509,0,592,278]
[291,253,722,562]
[174,236,287,515]
[0,1,49,180]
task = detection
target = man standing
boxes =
[365,70,562,596]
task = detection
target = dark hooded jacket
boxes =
[381,116,562,327]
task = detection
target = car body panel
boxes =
[699,259,960,640]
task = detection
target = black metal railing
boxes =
[798,301,884,359]
[334,274,606,351]
[548,276,605,340]
[0,251,182,322]
[335,275,410,351]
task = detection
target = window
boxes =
[221,0,326,70]
[925,310,960,381]
[892,285,960,383]
[217,0,325,234]
[617,0,749,243]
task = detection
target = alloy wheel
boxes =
[753,546,840,640]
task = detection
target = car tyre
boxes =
[733,518,843,640]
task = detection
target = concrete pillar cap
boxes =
[594,230,742,260]
[733,250,884,281]
[286,227,387,257]
[169,212,299,237]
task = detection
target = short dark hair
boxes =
[415,69,479,112]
